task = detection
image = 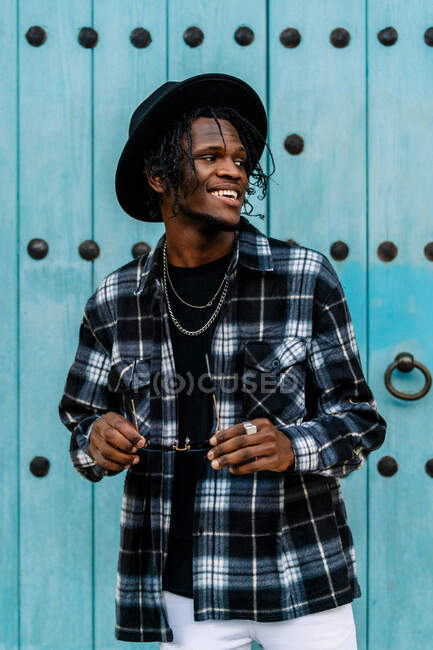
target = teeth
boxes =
[210,189,238,199]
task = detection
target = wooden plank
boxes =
[269,3,368,648]
[367,3,433,647]
[19,2,93,647]
[168,4,266,649]
[92,2,167,648]
[0,1,18,648]
[93,1,167,286]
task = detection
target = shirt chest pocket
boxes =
[107,357,151,436]
[241,337,308,424]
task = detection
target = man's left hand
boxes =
[207,418,295,474]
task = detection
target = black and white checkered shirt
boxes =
[58,215,386,643]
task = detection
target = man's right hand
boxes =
[87,412,146,471]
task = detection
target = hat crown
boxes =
[129,81,178,137]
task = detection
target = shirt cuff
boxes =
[80,418,98,454]
[77,416,109,477]
[74,415,100,452]
[282,424,321,473]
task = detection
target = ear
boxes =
[145,165,165,194]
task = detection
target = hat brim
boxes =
[115,73,267,222]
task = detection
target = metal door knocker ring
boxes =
[384,352,431,400]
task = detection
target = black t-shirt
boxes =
[161,247,233,598]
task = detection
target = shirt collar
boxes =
[134,215,274,296]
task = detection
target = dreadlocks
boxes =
[141,105,275,221]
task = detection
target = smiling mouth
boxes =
[208,189,241,207]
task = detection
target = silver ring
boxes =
[242,421,257,435]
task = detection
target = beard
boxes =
[174,202,241,234]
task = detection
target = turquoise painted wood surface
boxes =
[1,1,432,649]
[18,2,94,649]
[367,2,433,647]
[0,2,18,650]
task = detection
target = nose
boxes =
[216,155,243,178]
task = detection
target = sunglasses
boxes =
[127,354,219,452]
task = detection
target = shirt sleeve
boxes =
[58,280,122,483]
[283,255,387,478]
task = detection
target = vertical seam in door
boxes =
[365,0,370,647]
[265,0,270,238]
[91,1,95,648]
[166,0,169,80]
[16,0,21,647]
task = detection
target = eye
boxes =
[195,155,247,167]
[195,154,246,167]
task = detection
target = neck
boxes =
[163,220,238,268]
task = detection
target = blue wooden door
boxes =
[1,2,432,649]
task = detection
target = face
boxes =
[151,116,250,233]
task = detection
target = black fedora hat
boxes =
[114,73,267,222]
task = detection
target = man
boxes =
[58,73,387,649]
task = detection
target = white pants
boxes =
[159,590,358,650]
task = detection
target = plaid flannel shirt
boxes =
[58,215,387,643]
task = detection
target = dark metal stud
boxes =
[377,455,398,477]
[284,134,304,155]
[78,27,98,49]
[424,242,433,261]
[30,456,50,477]
[78,240,100,261]
[132,241,151,259]
[377,26,398,46]
[287,238,299,246]
[330,28,351,48]
[234,26,254,46]
[392,352,414,373]
[330,241,349,261]
[424,27,433,46]
[280,28,301,48]
[130,27,152,48]
[377,241,398,262]
[25,26,47,47]
[27,238,49,260]
[183,26,204,47]
[425,459,433,477]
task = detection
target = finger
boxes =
[91,444,131,471]
[98,455,130,472]
[96,438,140,467]
[210,421,258,446]
[103,413,146,448]
[209,443,273,470]
[209,431,264,459]
[102,426,140,454]
[229,456,274,474]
